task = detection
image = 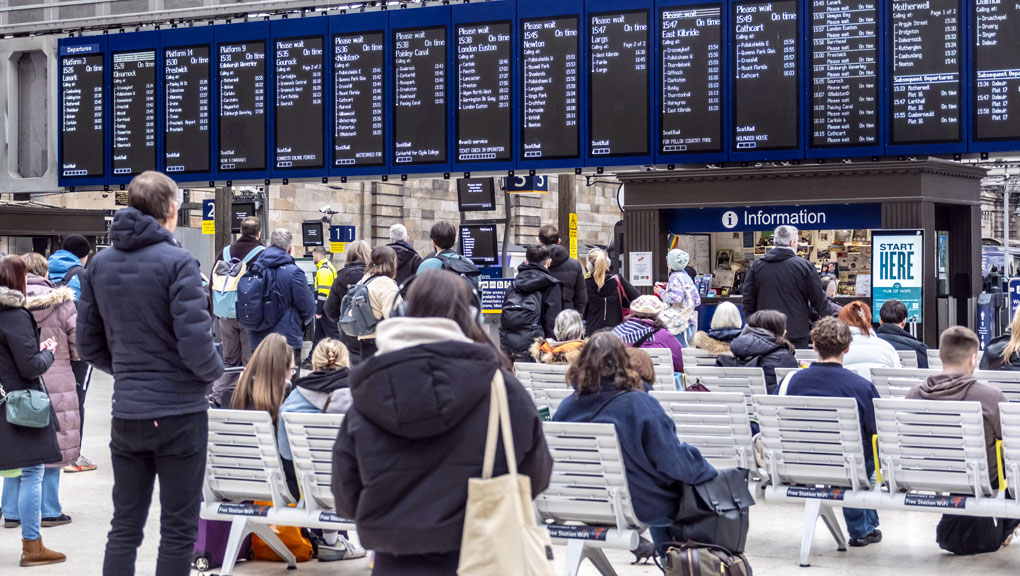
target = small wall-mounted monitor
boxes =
[460,224,498,265]
[457,178,497,212]
[231,201,256,234]
[301,221,324,247]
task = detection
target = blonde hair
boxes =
[21,253,49,278]
[311,338,350,372]
[346,240,372,265]
[231,333,291,422]
[1004,306,1020,366]
[710,301,743,331]
[588,249,610,290]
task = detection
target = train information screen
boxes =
[112,50,157,176]
[334,32,385,168]
[393,26,447,166]
[275,37,325,169]
[890,0,962,144]
[164,45,211,174]
[810,0,879,147]
[974,0,1020,141]
[589,10,650,157]
[61,52,105,178]
[219,40,267,172]
[456,21,513,163]
[521,16,581,160]
[659,5,723,154]
[733,0,800,151]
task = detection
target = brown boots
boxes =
[20,538,65,567]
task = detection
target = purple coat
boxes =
[612,318,685,372]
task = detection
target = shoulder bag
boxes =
[0,378,52,429]
[458,371,555,576]
[669,467,755,554]
[614,275,632,318]
[655,540,753,576]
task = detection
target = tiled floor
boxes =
[2,373,1018,575]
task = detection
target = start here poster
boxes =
[872,230,924,324]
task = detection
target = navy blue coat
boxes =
[249,246,316,350]
[77,208,224,420]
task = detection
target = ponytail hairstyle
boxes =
[311,338,350,372]
[1003,306,1020,366]
[838,300,874,336]
[587,248,610,290]
[746,310,796,354]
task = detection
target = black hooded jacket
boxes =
[500,263,562,357]
[875,323,929,368]
[547,244,587,314]
[387,240,422,285]
[719,327,799,393]
[332,339,552,555]
[740,247,828,342]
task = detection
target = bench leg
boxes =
[219,517,250,576]
[799,499,823,567]
[820,505,848,552]
[561,540,618,576]
[249,523,298,569]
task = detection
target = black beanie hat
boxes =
[61,234,91,260]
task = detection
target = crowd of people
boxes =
[0,171,1017,574]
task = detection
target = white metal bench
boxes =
[682,366,767,418]
[975,370,1020,403]
[516,363,571,391]
[681,347,719,369]
[869,367,939,398]
[280,413,359,532]
[774,367,800,385]
[925,349,983,369]
[538,422,645,576]
[754,395,866,566]
[652,391,754,470]
[532,388,574,418]
[642,347,677,389]
[897,350,919,369]
[201,410,299,574]
[794,349,818,364]
[1001,402,1020,500]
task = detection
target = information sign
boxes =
[164,44,211,175]
[521,15,581,161]
[330,225,355,254]
[588,9,650,158]
[202,199,215,235]
[218,39,267,172]
[60,43,105,180]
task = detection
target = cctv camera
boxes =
[319,205,332,214]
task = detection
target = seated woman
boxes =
[691,301,743,355]
[626,347,656,391]
[612,295,684,372]
[554,332,716,554]
[530,309,585,365]
[839,301,901,379]
[719,310,799,393]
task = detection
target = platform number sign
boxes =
[202,199,215,235]
[330,225,355,254]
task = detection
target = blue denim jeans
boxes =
[4,465,44,540]
[3,467,62,521]
[844,456,880,539]
[646,516,675,558]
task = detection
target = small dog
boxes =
[631,537,656,565]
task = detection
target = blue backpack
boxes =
[235,262,281,332]
[211,246,264,319]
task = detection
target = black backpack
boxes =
[434,254,481,288]
[499,287,544,357]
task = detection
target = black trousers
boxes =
[309,301,342,359]
[360,338,378,360]
[71,359,91,445]
[103,411,207,576]
[789,336,811,349]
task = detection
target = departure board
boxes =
[112,50,157,176]
[393,27,447,166]
[456,22,512,163]
[810,0,878,147]
[890,0,961,144]
[274,37,325,169]
[589,11,650,157]
[164,45,211,174]
[733,0,800,151]
[974,0,1020,141]
[334,32,385,168]
[60,51,105,178]
[659,5,723,154]
[219,41,266,172]
[521,16,581,160]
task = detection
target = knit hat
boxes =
[630,295,668,317]
[61,234,91,260]
[667,249,690,272]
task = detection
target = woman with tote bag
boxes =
[331,269,552,575]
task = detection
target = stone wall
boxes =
[36,175,622,261]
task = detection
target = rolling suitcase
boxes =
[192,517,253,572]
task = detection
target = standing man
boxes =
[499,244,563,361]
[386,223,422,284]
[214,216,263,369]
[76,171,224,576]
[247,228,316,366]
[49,235,98,474]
[416,221,481,287]
[741,225,827,348]
[538,224,587,314]
[304,245,339,369]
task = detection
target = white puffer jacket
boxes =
[844,326,902,379]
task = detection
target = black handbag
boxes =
[669,468,754,554]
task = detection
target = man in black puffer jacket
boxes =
[741,225,828,348]
[77,171,224,576]
[500,245,563,360]
[539,224,587,313]
[876,299,928,368]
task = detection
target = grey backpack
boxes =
[339,276,380,337]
